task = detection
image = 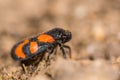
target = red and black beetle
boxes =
[11,28,72,66]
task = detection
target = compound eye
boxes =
[65,30,71,36]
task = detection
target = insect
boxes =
[11,28,72,66]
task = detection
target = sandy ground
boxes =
[0,0,120,80]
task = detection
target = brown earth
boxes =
[0,0,120,80]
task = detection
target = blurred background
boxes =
[0,0,120,80]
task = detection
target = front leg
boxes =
[58,43,66,58]
[63,45,71,58]
[58,42,71,58]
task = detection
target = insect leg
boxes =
[46,48,54,62]
[21,63,27,73]
[58,43,67,58]
[63,45,71,58]
[54,46,57,55]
